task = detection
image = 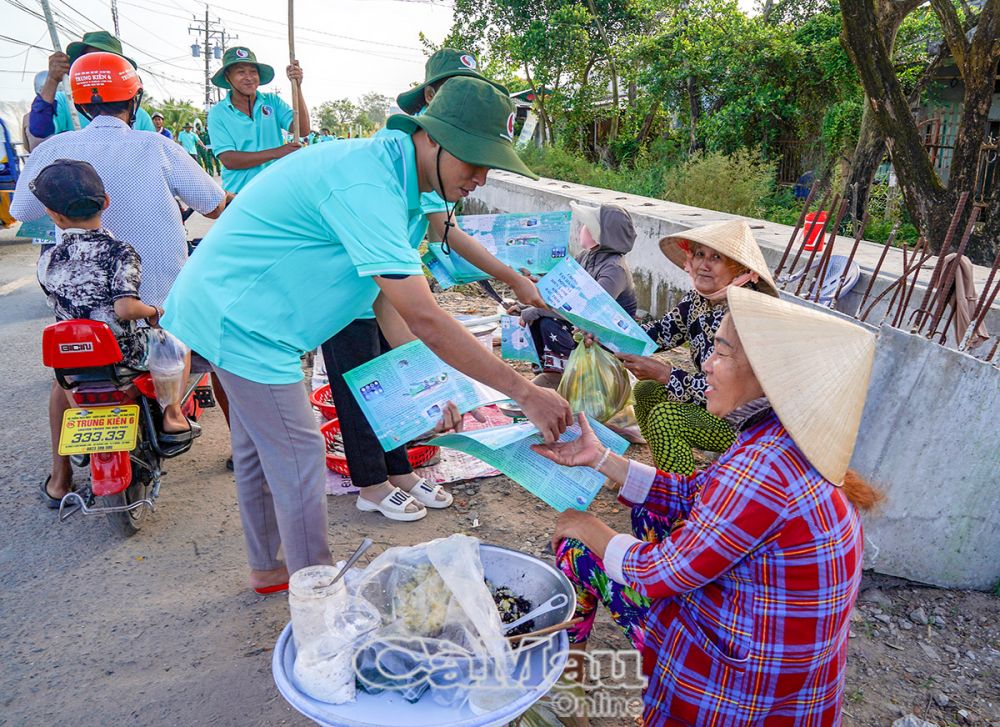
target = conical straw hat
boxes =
[570,201,602,245]
[726,286,876,485]
[660,219,778,297]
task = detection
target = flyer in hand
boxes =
[430,416,629,512]
[421,243,489,287]
[343,339,506,451]
[499,315,541,366]
[536,257,657,356]
[422,211,572,289]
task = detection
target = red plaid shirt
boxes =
[615,410,863,726]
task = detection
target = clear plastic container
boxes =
[288,565,345,653]
[289,565,381,705]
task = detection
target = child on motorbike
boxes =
[32,159,195,507]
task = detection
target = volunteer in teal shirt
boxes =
[206,46,310,193]
[164,130,426,384]
[312,48,551,524]
[177,124,200,158]
[161,78,571,594]
[402,48,543,306]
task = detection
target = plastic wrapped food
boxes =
[352,534,514,707]
[557,339,632,423]
[146,329,188,407]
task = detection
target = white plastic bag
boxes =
[293,593,381,704]
[351,534,514,707]
[146,329,188,407]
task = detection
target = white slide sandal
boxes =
[356,487,427,522]
[407,478,453,509]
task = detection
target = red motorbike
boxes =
[42,319,214,536]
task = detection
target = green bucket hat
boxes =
[66,30,136,68]
[211,47,275,89]
[396,48,509,115]
[387,76,537,180]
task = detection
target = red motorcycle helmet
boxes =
[70,51,142,105]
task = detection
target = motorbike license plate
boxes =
[58,405,139,456]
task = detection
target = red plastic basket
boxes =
[309,384,338,420]
[319,418,439,476]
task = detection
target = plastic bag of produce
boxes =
[352,534,514,707]
[557,339,632,423]
[145,329,188,408]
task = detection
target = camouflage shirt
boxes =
[37,228,149,368]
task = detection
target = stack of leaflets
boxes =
[422,211,571,289]
[343,339,507,451]
[498,256,657,363]
[536,257,657,356]
[431,417,629,511]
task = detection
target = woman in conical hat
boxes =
[533,288,881,727]
[622,218,778,476]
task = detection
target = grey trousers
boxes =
[213,366,333,574]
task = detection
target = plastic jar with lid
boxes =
[288,565,346,653]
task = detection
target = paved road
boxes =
[0,232,311,726]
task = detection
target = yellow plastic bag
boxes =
[557,340,632,423]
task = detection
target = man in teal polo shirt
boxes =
[162,78,572,592]
[29,31,156,138]
[207,46,310,193]
[177,123,201,164]
[314,48,549,525]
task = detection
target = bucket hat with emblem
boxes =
[396,48,509,115]
[66,30,136,68]
[211,47,275,89]
[387,76,537,180]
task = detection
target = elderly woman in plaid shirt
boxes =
[533,287,883,726]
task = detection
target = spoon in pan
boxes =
[502,593,570,635]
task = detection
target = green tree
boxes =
[840,0,1000,263]
[314,99,359,136]
[358,92,391,129]
[143,97,204,137]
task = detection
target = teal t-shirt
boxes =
[178,130,199,154]
[207,90,294,193]
[53,91,155,133]
[420,190,448,216]
[162,129,426,384]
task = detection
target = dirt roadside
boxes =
[1,260,996,727]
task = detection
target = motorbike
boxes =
[42,318,215,536]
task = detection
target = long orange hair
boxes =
[841,470,884,512]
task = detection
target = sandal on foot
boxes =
[356,487,427,522]
[159,425,194,445]
[40,476,72,510]
[254,582,289,595]
[406,478,453,510]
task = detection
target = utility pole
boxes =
[110,0,121,36]
[188,5,232,113]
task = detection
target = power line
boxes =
[0,33,52,53]
[207,1,425,53]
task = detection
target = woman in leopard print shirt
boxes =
[618,220,778,474]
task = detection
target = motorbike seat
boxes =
[58,364,144,388]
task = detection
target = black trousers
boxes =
[321,319,411,488]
